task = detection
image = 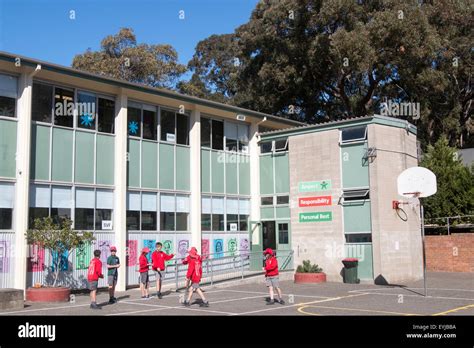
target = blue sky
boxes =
[0,0,258,80]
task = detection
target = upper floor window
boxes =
[341,126,367,143]
[201,116,248,153]
[160,108,189,145]
[0,74,17,118]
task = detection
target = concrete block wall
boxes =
[368,124,423,284]
[288,129,345,282]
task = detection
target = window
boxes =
[95,189,113,230]
[239,199,250,232]
[51,186,72,223]
[276,196,289,205]
[201,196,211,231]
[225,122,238,152]
[261,197,274,206]
[274,139,289,152]
[29,185,50,228]
[98,98,115,134]
[341,189,370,203]
[0,74,17,118]
[176,113,189,145]
[212,197,224,231]
[75,188,94,230]
[345,233,372,243]
[226,198,238,231]
[127,106,141,137]
[160,194,175,231]
[161,109,175,142]
[142,107,157,140]
[0,183,14,229]
[77,92,96,130]
[32,83,53,122]
[260,142,273,154]
[238,124,249,153]
[126,191,141,230]
[278,223,289,244]
[212,120,224,150]
[54,87,74,128]
[201,117,211,148]
[141,192,157,231]
[341,126,367,143]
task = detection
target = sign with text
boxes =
[298,180,332,192]
[299,196,332,207]
[102,220,113,230]
[299,212,332,223]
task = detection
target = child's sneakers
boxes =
[199,301,210,307]
[90,302,101,310]
[183,300,191,307]
[141,295,150,300]
[157,292,163,299]
[266,299,275,305]
[278,299,285,305]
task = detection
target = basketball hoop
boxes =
[406,192,421,211]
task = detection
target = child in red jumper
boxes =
[263,248,285,305]
[151,242,174,299]
[88,249,104,310]
[182,247,209,307]
[138,247,152,299]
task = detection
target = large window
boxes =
[0,74,17,118]
[29,185,50,228]
[201,196,249,232]
[160,194,190,231]
[201,117,211,148]
[32,83,53,122]
[141,192,157,231]
[278,223,289,244]
[225,121,249,153]
[161,109,189,145]
[201,117,248,152]
[212,120,224,150]
[98,98,115,134]
[0,183,14,230]
[74,188,114,231]
[127,105,142,137]
[51,186,72,224]
[128,102,159,140]
[127,191,141,230]
[142,107,157,140]
[54,87,74,128]
[77,92,96,130]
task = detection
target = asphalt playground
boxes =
[1,272,473,316]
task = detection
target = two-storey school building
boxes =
[0,52,422,291]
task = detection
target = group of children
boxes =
[87,243,284,310]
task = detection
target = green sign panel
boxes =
[298,180,332,192]
[299,212,332,223]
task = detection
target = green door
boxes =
[276,221,292,270]
[249,221,263,271]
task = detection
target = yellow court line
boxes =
[296,292,370,307]
[432,304,474,316]
[298,304,419,316]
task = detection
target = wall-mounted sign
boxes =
[230,223,238,232]
[299,196,332,207]
[299,212,332,223]
[102,220,113,230]
[298,180,332,192]
[166,133,176,142]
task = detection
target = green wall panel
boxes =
[211,150,224,193]
[274,153,289,193]
[275,206,290,219]
[51,128,73,182]
[176,146,190,191]
[96,134,114,185]
[238,155,250,195]
[75,131,95,184]
[259,155,274,195]
[0,119,16,178]
[225,153,238,194]
[343,201,372,233]
[345,244,373,280]
[260,207,274,220]
[341,143,369,188]
[159,143,174,190]
[141,141,157,188]
[201,149,210,193]
[30,124,50,180]
[128,139,140,187]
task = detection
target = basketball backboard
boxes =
[397,167,437,198]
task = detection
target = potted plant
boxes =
[294,260,327,283]
[25,217,95,302]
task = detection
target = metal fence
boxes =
[142,249,294,290]
[425,215,474,235]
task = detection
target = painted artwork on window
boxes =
[75,242,91,270]
[240,237,250,259]
[51,249,68,272]
[127,240,138,267]
[94,240,112,265]
[28,243,45,272]
[0,241,9,273]
[213,239,223,258]
[177,239,189,259]
[143,239,155,262]
[228,238,237,256]
[162,240,174,266]
[201,239,209,259]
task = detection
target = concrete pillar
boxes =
[14,72,34,291]
[114,91,128,291]
[189,109,201,253]
[249,122,261,244]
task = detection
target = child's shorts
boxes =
[108,275,117,286]
[191,282,200,289]
[154,270,162,280]
[140,272,149,284]
[265,276,279,288]
[88,281,98,291]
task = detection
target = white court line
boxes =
[349,287,474,293]
[225,289,332,299]
[347,291,474,302]
[0,303,90,315]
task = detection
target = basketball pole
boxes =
[420,203,427,297]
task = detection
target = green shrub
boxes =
[296,260,323,273]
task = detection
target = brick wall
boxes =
[425,233,474,272]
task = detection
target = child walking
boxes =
[151,242,174,299]
[139,247,151,299]
[88,249,104,310]
[182,247,209,307]
[263,248,285,305]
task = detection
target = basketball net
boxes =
[407,192,421,211]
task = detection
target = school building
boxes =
[0,52,423,292]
